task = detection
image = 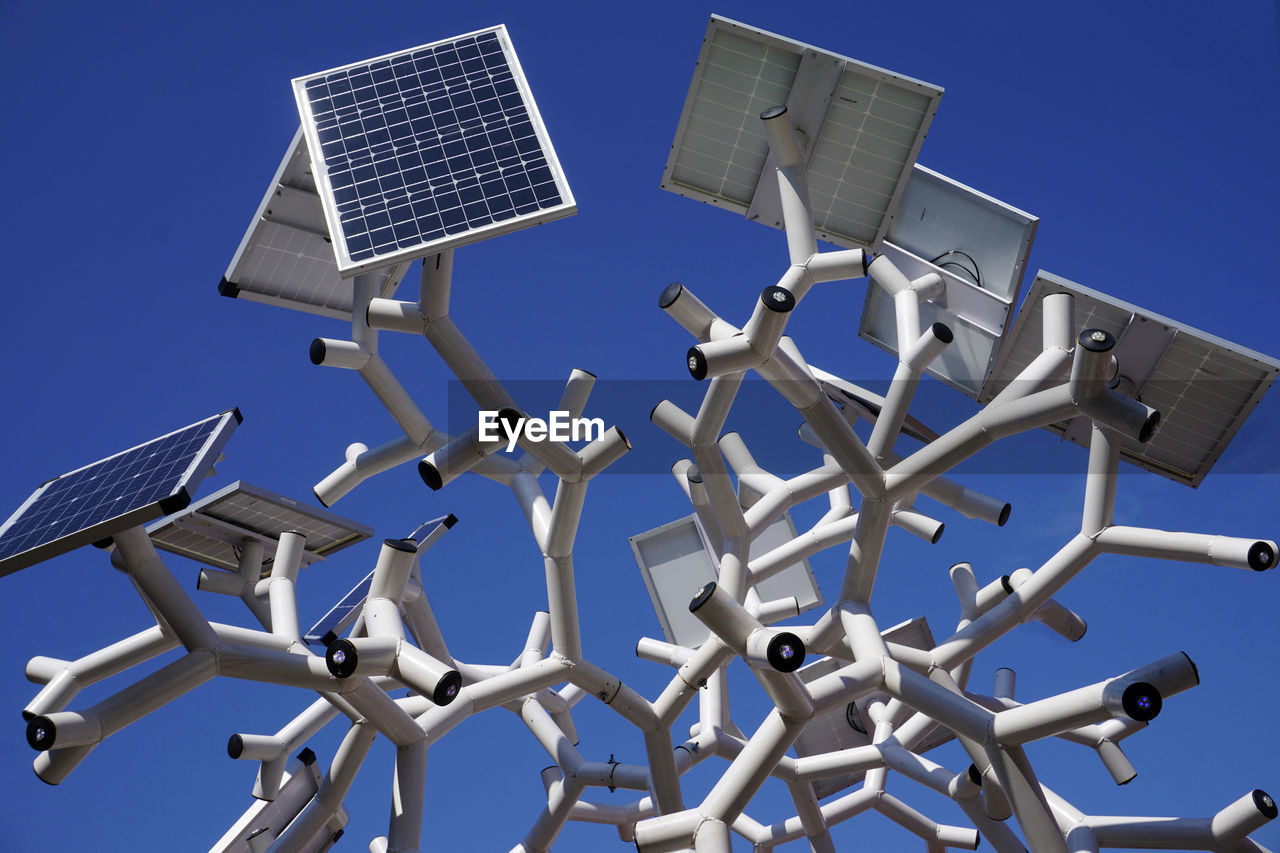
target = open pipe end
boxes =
[26,716,55,751]
[418,460,444,491]
[226,734,243,759]
[761,285,796,313]
[433,670,463,706]
[326,639,359,678]
[998,503,1012,527]
[687,346,709,381]
[1253,790,1278,820]
[658,282,684,309]
[308,338,327,365]
[760,105,787,120]
[1248,540,1276,571]
[689,582,717,612]
[1138,409,1161,443]
[1121,682,1162,722]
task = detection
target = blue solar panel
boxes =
[0,409,240,577]
[304,568,374,647]
[294,25,575,275]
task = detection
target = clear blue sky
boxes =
[2,2,1278,850]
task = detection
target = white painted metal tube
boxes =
[918,474,1011,527]
[796,391,886,499]
[880,658,992,742]
[510,470,551,549]
[932,534,1098,671]
[268,531,306,643]
[892,507,945,544]
[267,723,376,853]
[313,435,426,507]
[758,336,826,409]
[418,249,453,319]
[1096,525,1277,571]
[885,384,1079,501]
[876,794,981,849]
[702,710,807,823]
[688,582,806,674]
[789,744,883,783]
[418,421,506,490]
[1082,423,1122,536]
[25,648,216,752]
[385,740,427,853]
[804,248,869,283]
[636,638,695,668]
[692,818,733,853]
[421,313,518,411]
[868,324,953,461]
[658,282,724,342]
[644,727,685,815]
[650,399,696,446]
[785,779,836,853]
[521,368,598,479]
[367,538,417,604]
[633,809,705,853]
[840,497,893,602]
[309,337,373,371]
[987,346,1074,407]
[749,512,859,586]
[113,526,219,651]
[365,297,426,335]
[1096,739,1138,784]
[542,553,582,659]
[23,626,175,719]
[760,107,817,265]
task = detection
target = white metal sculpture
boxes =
[6,18,1278,853]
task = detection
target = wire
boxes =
[929,250,983,288]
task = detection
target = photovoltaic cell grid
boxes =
[985,273,1280,486]
[295,26,576,275]
[0,409,241,577]
[146,480,373,574]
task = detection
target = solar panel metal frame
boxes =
[859,164,1039,398]
[983,272,1280,486]
[220,127,411,320]
[660,15,943,250]
[146,480,373,574]
[293,24,576,277]
[629,511,823,649]
[0,409,241,578]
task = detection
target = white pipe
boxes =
[1095,526,1277,571]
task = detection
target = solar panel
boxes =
[661,15,942,249]
[629,512,822,649]
[220,128,411,320]
[859,165,1038,398]
[146,480,373,575]
[0,409,240,578]
[293,25,576,276]
[304,569,374,647]
[983,273,1280,486]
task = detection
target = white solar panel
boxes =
[146,480,373,575]
[0,409,240,577]
[629,512,822,648]
[984,272,1280,486]
[859,165,1038,398]
[294,25,576,276]
[221,128,411,320]
[661,15,942,249]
